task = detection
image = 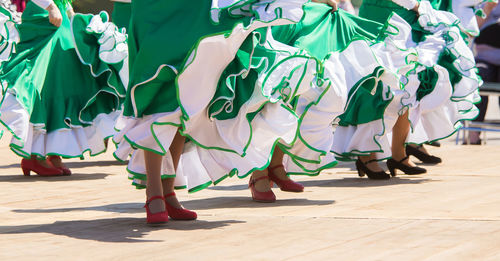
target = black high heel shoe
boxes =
[355,159,390,180]
[386,156,426,176]
[406,145,442,164]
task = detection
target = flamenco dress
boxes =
[0,1,126,167]
[109,0,337,191]
[272,2,417,164]
[358,0,482,146]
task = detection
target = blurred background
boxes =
[73,0,113,14]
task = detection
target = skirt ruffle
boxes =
[399,1,481,143]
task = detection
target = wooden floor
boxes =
[0,133,499,260]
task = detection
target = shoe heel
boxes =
[357,167,365,177]
[389,167,396,177]
[387,160,396,177]
[355,160,365,177]
[22,168,30,176]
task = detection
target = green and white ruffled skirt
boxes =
[356,0,481,148]
[111,0,331,191]
[273,3,412,163]
[0,3,127,159]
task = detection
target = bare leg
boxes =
[268,147,290,180]
[391,111,416,167]
[162,130,185,208]
[358,153,384,172]
[251,168,271,192]
[144,150,166,214]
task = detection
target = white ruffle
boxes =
[0,11,19,63]
[407,3,481,142]
[179,26,314,154]
[365,10,480,146]
[72,11,129,88]
[0,92,119,158]
[114,102,299,191]
[210,0,307,24]
[85,12,128,64]
[330,39,407,159]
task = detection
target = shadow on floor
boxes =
[0,218,244,243]
[12,196,334,214]
[182,196,335,210]
[13,203,144,214]
[0,173,111,182]
[65,160,128,168]
[299,177,434,188]
[208,176,433,191]
[0,160,127,170]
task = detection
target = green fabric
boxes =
[53,0,73,7]
[437,49,462,88]
[209,27,298,121]
[338,67,393,126]
[124,0,259,118]
[71,12,127,96]
[273,3,383,59]
[271,3,392,126]
[416,67,438,101]
[111,2,131,32]
[207,32,260,120]
[0,5,12,17]
[0,2,124,132]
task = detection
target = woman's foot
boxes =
[21,158,63,176]
[164,192,197,220]
[406,144,442,164]
[356,155,390,180]
[249,170,276,203]
[47,155,72,175]
[387,156,426,176]
[144,196,169,225]
[267,164,304,192]
[358,155,384,172]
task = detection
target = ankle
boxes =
[268,165,288,180]
[146,198,166,214]
[364,160,383,172]
[251,169,268,179]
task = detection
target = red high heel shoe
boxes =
[21,158,63,176]
[164,192,197,220]
[144,196,169,225]
[47,156,72,175]
[268,165,304,192]
[249,175,276,203]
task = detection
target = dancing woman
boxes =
[111,0,325,223]
[335,0,482,177]
[0,0,126,176]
